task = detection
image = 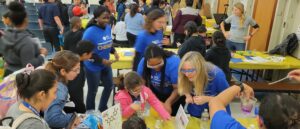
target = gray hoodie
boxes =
[0,29,44,72]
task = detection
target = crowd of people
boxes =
[1,0,300,129]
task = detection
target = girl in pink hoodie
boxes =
[114,71,171,120]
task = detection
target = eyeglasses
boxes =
[147,60,164,69]
[180,69,196,74]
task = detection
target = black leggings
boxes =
[126,32,137,47]
[43,26,61,51]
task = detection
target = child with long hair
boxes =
[115,71,170,120]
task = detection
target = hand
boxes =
[163,102,172,114]
[59,27,64,34]
[238,83,254,100]
[114,52,119,61]
[130,103,141,111]
[162,37,170,46]
[193,96,210,105]
[288,69,300,82]
[102,59,113,66]
[243,35,251,42]
[185,94,193,104]
[71,116,82,129]
[40,47,48,56]
[224,32,230,39]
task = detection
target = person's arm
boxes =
[38,19,43,30]
[244,17,259,41]
[114,94,136,118]
[288,69,300,82]
[45,86,73,128]
[209,84,254,118]
[146,87,171,120]
[54,16,64,33]
[165,85,180,107]
[38,7,43,30]
[53,6,64,33]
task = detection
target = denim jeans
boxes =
[85,66,113,112]
[226,40,246,51]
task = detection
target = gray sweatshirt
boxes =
[0,29,44,72]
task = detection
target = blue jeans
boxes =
[85,66,113,112]
[226,40,246,51]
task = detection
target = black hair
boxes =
[122,116,147,129]
[7,1,27,26]
[130,3,139,17]
[185,0,193,7]
[16,69,56,100]
[197,25,207,33]
[184,21,197,38]
[2,11,10,18]
[142,44,174,92]
[86,5,110,28]
[212,31,226,47]
[151,0,160,7]
[117,0,126,4]
[74,40,95,56]
[259,94,300,129]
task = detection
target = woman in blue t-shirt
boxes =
[133,9,169,71]
[137,44,185,116]
[178,51,231,117]
[209,83,300,129]
[82,6,119,112]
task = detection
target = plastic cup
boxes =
[240,96,257,115]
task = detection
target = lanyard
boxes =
[22,101,40,116]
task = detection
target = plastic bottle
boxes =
[200,109,210,129]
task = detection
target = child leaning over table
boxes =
[114,71,171,120]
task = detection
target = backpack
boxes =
[0,113,42,129]
[0,64,34,119]
[269,33,299,56]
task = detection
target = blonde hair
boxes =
[234,2,245,28]
[178,52,215,96]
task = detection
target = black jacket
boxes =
[178,36,206,58]
[205,46,231,82]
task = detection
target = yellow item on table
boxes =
[229,51,300,69]
[143,108,258,129]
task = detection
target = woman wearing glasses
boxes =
[137,44,185,116]
[178,51,230,118]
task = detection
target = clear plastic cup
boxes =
[240,96,257,115]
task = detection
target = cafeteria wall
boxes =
[268,0,300,59]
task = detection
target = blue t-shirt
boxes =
[38,3,60,27]
[137,55,180,95]
[82,25,112,72]
[211,110,246,129]
[134,30,163,55]
[187,66,231,117]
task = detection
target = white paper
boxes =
[102,104,122,129]
[175,105,189,129]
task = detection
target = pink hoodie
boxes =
[114,86,171,120]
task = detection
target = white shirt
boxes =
[114,21,128,41]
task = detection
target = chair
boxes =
[29,29,45,41]
[28,22,40,29]
[28,14,39,22]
